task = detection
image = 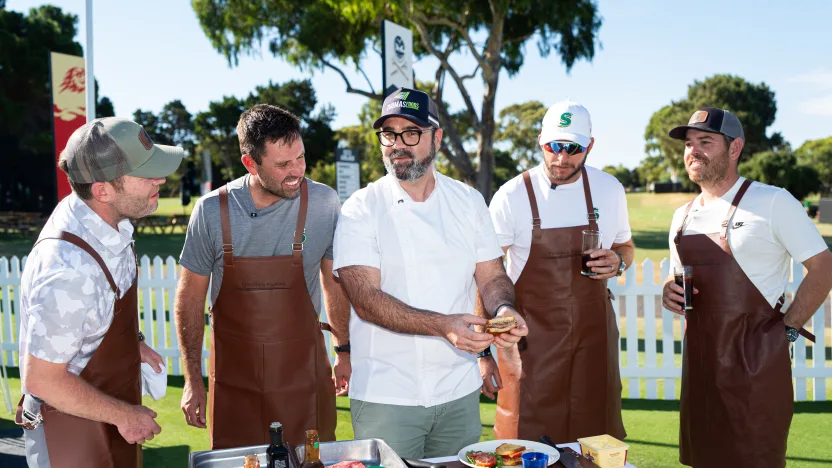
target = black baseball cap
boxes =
[669,107,745,141]
[373,88,440,129]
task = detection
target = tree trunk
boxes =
[477,83,498,201]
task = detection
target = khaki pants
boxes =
[350,389,482,460]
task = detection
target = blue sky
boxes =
[9,0,832,170]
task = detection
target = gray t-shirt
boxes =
[180,175,340,314]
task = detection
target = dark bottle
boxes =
[268,422,290,468]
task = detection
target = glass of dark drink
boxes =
[673,266,694,311]
[581,230,602,277]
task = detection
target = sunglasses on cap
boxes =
[543,141,587,156]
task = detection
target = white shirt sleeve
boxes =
[23,266,102,364]
[769,189,829,263]
[614,184,633,244]
[669,209,683,272]
[473,191,504,262]
[332,194,380,276]
[489,187,516,248]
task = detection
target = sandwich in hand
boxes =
[495,443,526,466]
[485,316,518,334]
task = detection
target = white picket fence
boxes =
[0,255,830,401]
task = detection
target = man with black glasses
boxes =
[486,100,632,443]
[332,88,527,459]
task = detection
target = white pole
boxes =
[85,0,94,122]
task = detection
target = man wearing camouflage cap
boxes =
[662,107,832,467]
[16,117,183,467]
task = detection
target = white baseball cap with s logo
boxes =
[539,99,592,148]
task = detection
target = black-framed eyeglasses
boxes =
[544,141,587,156]
[376,129,434,147]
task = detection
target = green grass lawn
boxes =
[1,370,830,467]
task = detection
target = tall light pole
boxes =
[85,0,94,122]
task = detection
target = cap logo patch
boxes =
[138,128,154,150]
[689,111,708,124]
[559,112,573,127]
[395,91,410,101]
[385,100,419,111]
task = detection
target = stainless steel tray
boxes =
[189,438,409,468]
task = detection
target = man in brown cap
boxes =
[662,107,832,467]
[16,117,184,467]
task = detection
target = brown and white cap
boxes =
[62,117,184,183]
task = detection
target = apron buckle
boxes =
[15,403,43,430]
[292,242,304,252]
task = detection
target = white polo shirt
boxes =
[489,164,632,282]
[669,177,828,307]
[333,170,503,407]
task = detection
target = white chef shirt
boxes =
[489,164,632,282]
[669,177,828,307]
[333,170,503,407]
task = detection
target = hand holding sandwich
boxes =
[486,306,528,348]
[441,314,495,354]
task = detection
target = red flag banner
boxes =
[50,52,87,201]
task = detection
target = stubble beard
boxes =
[383,139,437,182]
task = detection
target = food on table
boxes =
[466,451,502,468]
[495,443,527,466]
[485,316,518,334]
[329,461,367,468]
[243,454,260,468]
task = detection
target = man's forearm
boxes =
[322,273,350,346]
[338,266,445,336]
[478,274,515,317]
[174,296,206,383]
[26,362,127,426]
[612,242,635,269]
[785,270,832,329]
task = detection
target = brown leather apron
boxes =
[494,168,625,444]
[208,178,336,449]
[16,231,141,468]
[676,179,813,467]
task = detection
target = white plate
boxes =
[457,439,560,468]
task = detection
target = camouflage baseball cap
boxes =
[62,117,184,183]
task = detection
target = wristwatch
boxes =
[334,342,351,353]
[476,348,492,359]
[615,252,626,277]
[785,326,799,342]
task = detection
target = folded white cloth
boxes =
[141,362,167,400]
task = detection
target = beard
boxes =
[112,184,158,220]
[687,149,728,186]
[257,171,303,200]
[545,154,588,182]
[383,139,437,182]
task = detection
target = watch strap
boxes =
[334,343,351,353]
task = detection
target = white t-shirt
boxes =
[490,164,632,282]
[669,177,828,307]
[333,170,503,407]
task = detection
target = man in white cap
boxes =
[485,100,631,443]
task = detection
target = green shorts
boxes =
[350,389,482,459]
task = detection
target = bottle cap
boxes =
[270,422,283,431]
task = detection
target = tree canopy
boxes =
[0,4,114,212]
[192,0,602,200]
[796,136,832,197]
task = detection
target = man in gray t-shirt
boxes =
[180,173,339,313]
[174,104,352,441]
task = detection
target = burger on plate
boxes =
[496,443,526,466]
